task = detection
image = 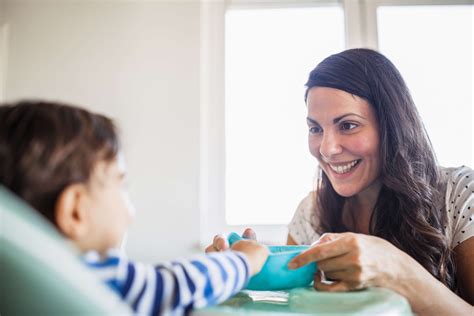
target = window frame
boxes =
[199,0,472,247]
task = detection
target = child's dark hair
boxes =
[0,100,119,225]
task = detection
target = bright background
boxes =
[0,0,472,262]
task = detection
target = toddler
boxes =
[0,101,268,315]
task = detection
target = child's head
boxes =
[0,100,134,253]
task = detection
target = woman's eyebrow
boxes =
[306,117,319,125]
[307,113,366,125]
[333,113,366,124]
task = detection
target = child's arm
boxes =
[84,242,267,315]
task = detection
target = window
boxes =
[377,4,473,168]
[225,7,345,225]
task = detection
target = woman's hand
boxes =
[288,232,407,292]
[205,228,257,253]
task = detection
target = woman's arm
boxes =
[288,232,473,316]
[454,236,474,304]
[390,243,473,315]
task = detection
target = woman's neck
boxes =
[343,179,383,234]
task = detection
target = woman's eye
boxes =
[340,122,358,131]
[309,126,322,134]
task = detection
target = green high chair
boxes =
[0,186,132,315]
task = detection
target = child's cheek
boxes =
[123,192,136,221]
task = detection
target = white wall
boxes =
[3,0,202,262]
[0,0,6,101]
[0,0,4,22]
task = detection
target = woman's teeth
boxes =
[329,160,360,174]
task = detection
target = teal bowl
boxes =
[228,232,317,291]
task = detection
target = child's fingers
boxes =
[205,244,216,253]
[213,234,229,251]
[242,228,257,240]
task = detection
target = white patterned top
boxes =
[288,166,474,249]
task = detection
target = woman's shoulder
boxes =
[439,165,474,248]
[440,165,473,201]
[296,191,317,213]
[288,191,320,245]
[439,165,473,184]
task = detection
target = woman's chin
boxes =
[333,186,358,198]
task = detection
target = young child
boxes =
[0,100,269,315]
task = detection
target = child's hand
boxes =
[231,239,269,276]
[204,228,267,276]
[205,228,257,253]
[205,234,230,253]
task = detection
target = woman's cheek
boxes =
[308,138,320,158]
[350,132,380,156]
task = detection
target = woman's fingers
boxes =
[315,276,366,292]
[314,279,352,292]
[323,269,352,281]
[311,232,338,246]
[288,234,350,269]
[313,269,323,284]
[307,233,384,291]
[316,253,355,272]
[314,270,358,292]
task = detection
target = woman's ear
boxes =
[55,184,89,240]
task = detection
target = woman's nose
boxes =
[319,131,343,161]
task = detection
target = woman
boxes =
[209,49,473,315]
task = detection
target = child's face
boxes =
[81,154,135,253]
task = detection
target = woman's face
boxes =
[306,87,381,198]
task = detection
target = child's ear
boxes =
[55,184,90,239]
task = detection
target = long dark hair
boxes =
[0,100,119,226]
[305,49,455,289]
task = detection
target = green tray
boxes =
[195,286,412,315]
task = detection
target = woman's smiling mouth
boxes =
[328,159,362,174]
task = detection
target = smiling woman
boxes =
[286,49,473,315]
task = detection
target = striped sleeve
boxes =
[82,249,250,315]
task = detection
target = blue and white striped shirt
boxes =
[83,249,250,315]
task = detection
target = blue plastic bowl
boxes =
[228,232,317,291]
